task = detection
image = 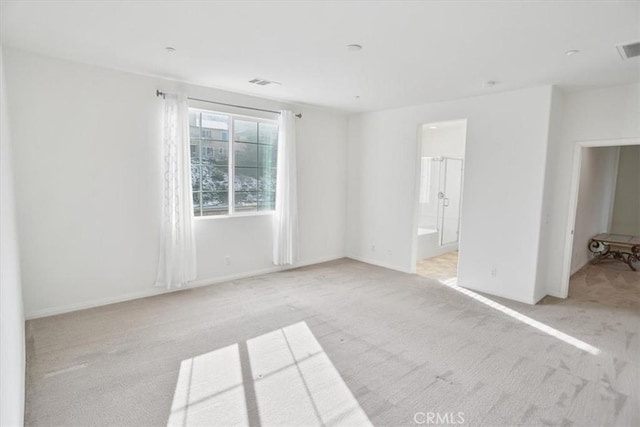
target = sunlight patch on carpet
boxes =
[168,321,371,426]
[439,277,601,356]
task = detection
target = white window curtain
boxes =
[155,93,197,289]
[273,110,298,265]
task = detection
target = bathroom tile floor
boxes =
[416,251,458,280]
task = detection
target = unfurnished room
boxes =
[1,1,639,426]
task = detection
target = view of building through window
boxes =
[189,108,278,216]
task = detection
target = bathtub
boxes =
[418,227,438,236]
[417,227,458,260]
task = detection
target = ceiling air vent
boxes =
[248,78,281,86]
[616,41,640,59]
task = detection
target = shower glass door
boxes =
[439,158,464,246]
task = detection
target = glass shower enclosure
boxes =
[419,156,464,246]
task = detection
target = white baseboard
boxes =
[25,254,344,320]
[453,280,538,305]
[346,255,539,305]
[535,258,591,302]
[345,254,412,274]
[570,258,590,276]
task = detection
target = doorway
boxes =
[414,119,467,280]
[560,138,640,297]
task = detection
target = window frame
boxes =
[188,106,279,219]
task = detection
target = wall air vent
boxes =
[248,78,281,86]
[616,41,640,59]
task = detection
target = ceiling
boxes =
[1,1,639,113]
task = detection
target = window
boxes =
[189,108,278,217]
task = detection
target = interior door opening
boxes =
[414,119,467,281]
[560,138,640,298]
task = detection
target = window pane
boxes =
[201,111,229,130]
[259,122,278,145]
[234,120,258,143]
[235,167,258,191]
[189,110,201,127]
[258,145,277,169]
[259,192,276,211]
[189,111,201,138]
[192,192,202,217]
[201,192,228,216]
[235,142,258,167]
[201,140,228,166]
[190,139,201,164]
[188,109,277,216]
[258,167,277,193]
[191,164,201,192]
[235,191,258,211]
[201,128,229,141]
[202,166,229,192]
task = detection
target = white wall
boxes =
[534,86,565,302]
[4,47,348,318]
[0,45,25,427]
[421,122,467,158]
[611,145,640,235]
[538,83,640,298]
[571,147,619,273]
[347,86,553,304]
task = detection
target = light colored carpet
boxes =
[25,258,639,426]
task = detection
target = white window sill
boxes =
[193,211,275,220]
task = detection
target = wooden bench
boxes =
[588,233,640,271]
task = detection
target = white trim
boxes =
[25,255,344,320]
[346,255,412,274]
[193,211,274,220]
[606,147,621,231]
[559,137,640,299]
[456,280,540,305]
[544,256,589,299]
[409,123,424,274]
[411,120,468,275]
[188,101,279,122]
[570,258,591,277]
[349,254,539,305]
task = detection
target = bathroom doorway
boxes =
[414,119,467,280]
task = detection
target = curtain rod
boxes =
[156,90,302,118]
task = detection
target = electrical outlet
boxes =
[225,256,231,266]
[491,267,497,277]
[371,244,376,252]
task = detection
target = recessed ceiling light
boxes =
[165,46,176,53]
[429,126,438,129]
[347,44,363,52]
[483,80,497,88]
[565,49,580,56]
